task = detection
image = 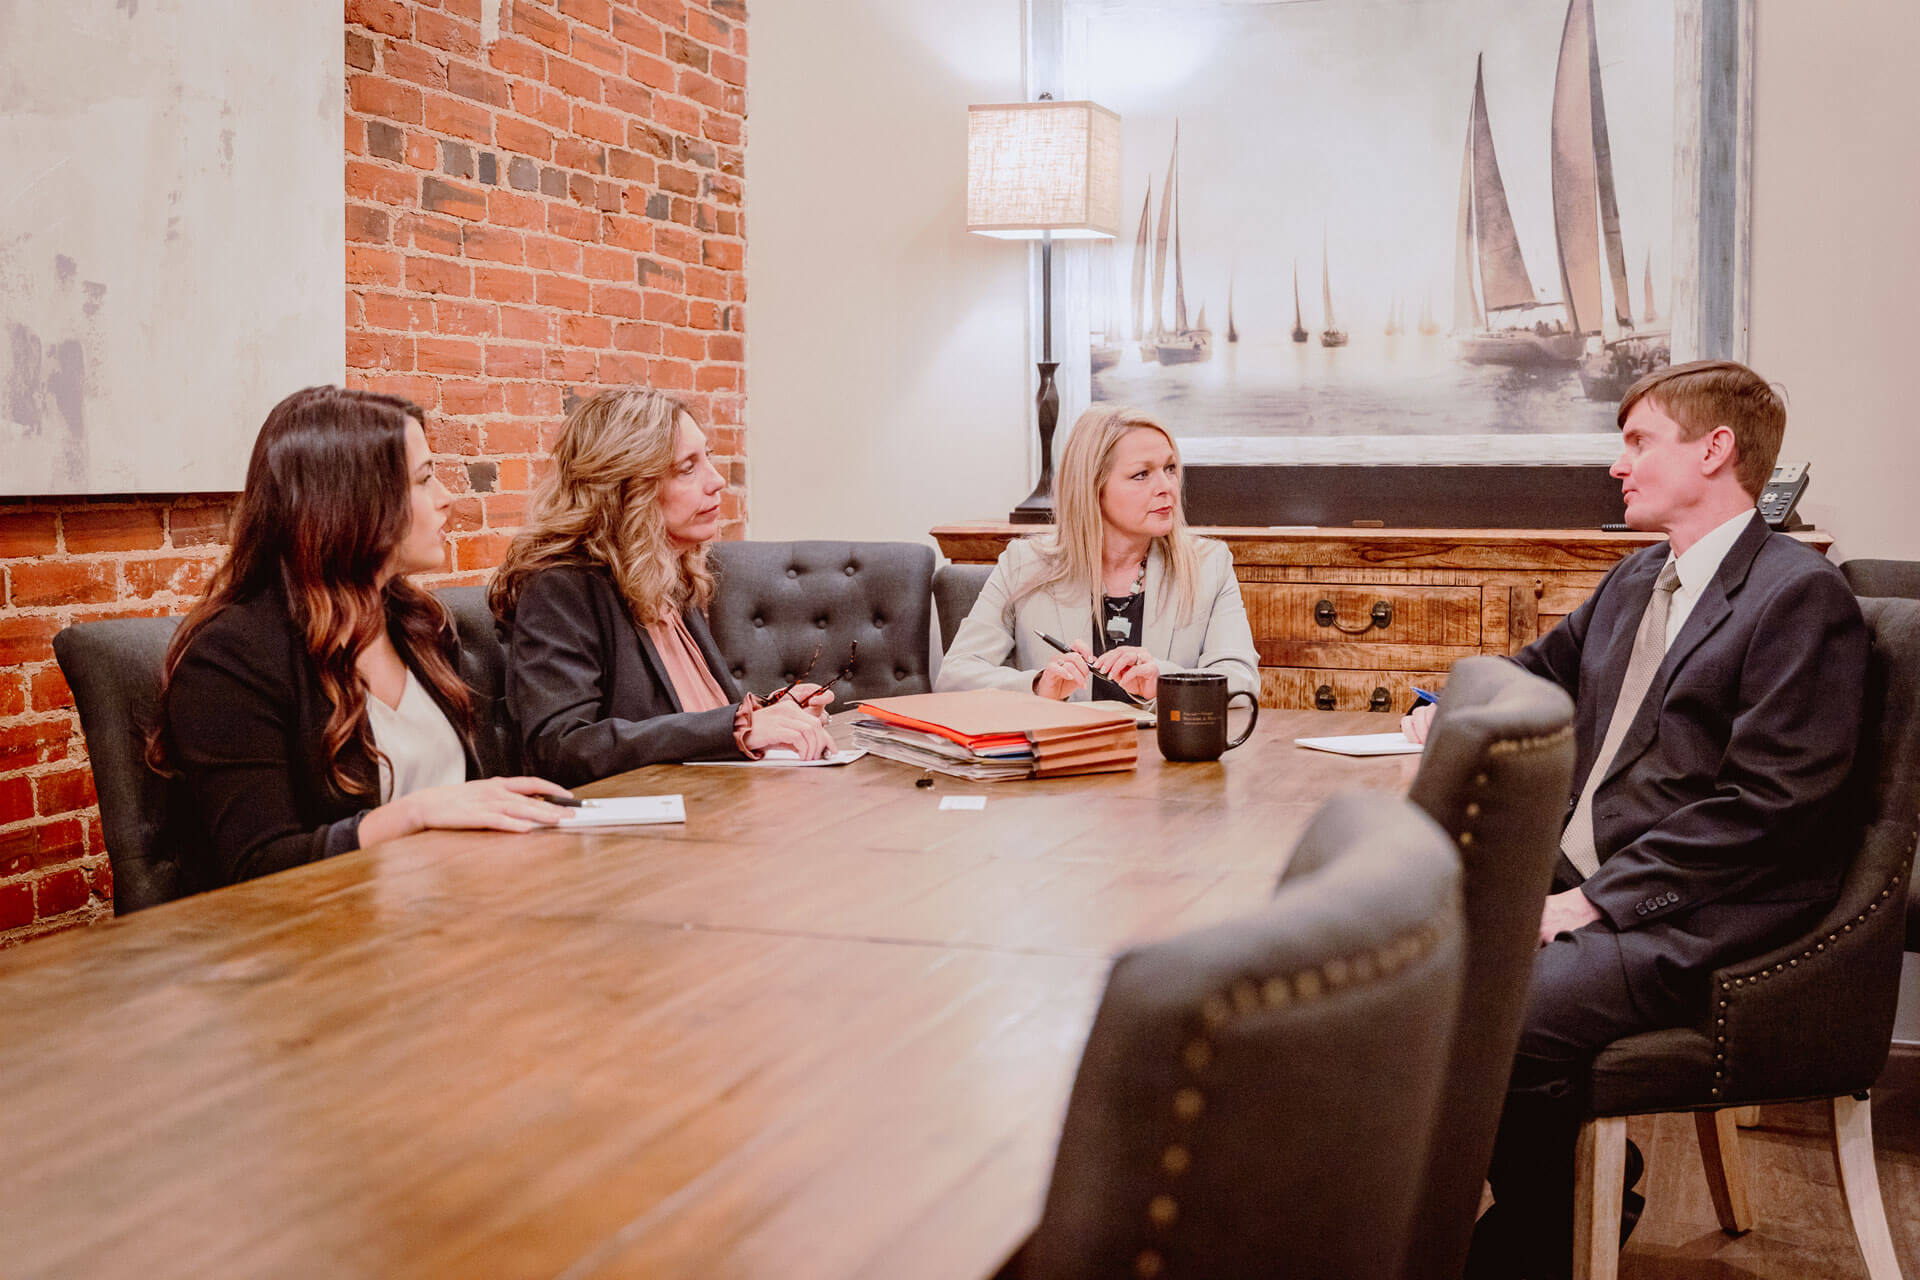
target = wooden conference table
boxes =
[0,710,1421,1280]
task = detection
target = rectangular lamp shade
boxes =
[966,100,1121,239]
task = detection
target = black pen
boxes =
[1037,632,1146,708]
[547,793,586,807]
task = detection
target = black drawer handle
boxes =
[1315,598,1393,634]
[1315,684,1337,711]
[1369,686,1393,713]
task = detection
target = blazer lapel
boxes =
[1600,513,1768,785]
[632,618,682,713]
[1141,543,1175,658]
[686,607,743,701]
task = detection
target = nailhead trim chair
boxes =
[1011,790,1466,1280]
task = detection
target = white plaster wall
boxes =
[0,0,343,495]
[744,0,1030,543]
[1748,0,1920,560]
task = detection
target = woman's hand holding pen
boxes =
[1092,646,1159,700]
[1034,640,1094,701]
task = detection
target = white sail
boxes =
[1643,249,1658,325]
[1170,123,1189,335]
[1130,182,1152,342]
[1468,57,1538,314]
[1152,129,1175,339]
[1453,125,1483,333]
[1321,233,1337,330]
[1587,0,1633,332]
[1551,0,1603,336]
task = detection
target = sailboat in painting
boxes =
[1319,235,1347,348]
[1550,0,1670,400]
[1454,54,1580,366]
[1290,261,1309,343]
[1226,275,1239,343]
[1125,181,1154,366]
[1152,122,1213,365]
[1642,250,1658,325]
[1418,292,1440,336]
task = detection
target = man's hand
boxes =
[1538,887,1603,947]
[1401,703,1437,744]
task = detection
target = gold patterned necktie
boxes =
[1561,560,1683,878]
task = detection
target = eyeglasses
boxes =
[765,639,859,710]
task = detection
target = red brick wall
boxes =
[0,0,749,947]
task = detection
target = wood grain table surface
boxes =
[0,709,1417,1280]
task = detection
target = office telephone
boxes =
[1758,462,1810,529]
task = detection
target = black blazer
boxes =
[1514,513,1867,983]
[161,586,481,892]
[503,564,747,787]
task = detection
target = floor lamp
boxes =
[966,98,1122,524]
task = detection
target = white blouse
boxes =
[366,669,466,804]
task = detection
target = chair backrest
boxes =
[51,616,184,914]
[1837,564,1920,949]
[933,562,994,650]
[1840,558,1920,601]
[433,585,519,777]
[1396,656,1577,1280]
[1018,791,1464,1280]
[706,540,934,707]
[1711,596,1920,1099]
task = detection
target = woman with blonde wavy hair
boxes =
[937,406,1258,703]
[490,388,834,783]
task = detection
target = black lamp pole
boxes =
[1009,229,1059,524]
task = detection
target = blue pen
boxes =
[1409,687,1440,710]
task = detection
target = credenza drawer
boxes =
[1243,583,1482,646]
[1259,667,1445,713]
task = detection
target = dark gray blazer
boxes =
[503,563,748,787]
[1513,512,1868,997]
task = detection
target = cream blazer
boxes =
[936,537,1259,701]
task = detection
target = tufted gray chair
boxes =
[1397,656,1577,1280]
[706,540,935,708]
[433,585,519,777]
[1569,597,1920,1280]
[52,616,184,914]
[933,562,994,650]
[1839,560,1920,953]
[1011,790,1465,1280]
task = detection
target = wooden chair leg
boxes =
[1830,1093,1903,1280]
[1572,1115,1629,1280]
[1731,1105,1762,1127]
[1693,1108,1755,1234]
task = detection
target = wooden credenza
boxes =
[931,524,1834,711]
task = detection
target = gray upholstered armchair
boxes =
[1011,790,1466,1280]
[52,616,184,914]
[1399,656,1578,1280]
[707,540,935,707]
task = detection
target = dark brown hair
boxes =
[1616,359,1786,498]
[152,386,474,799]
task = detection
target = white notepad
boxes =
[1293,732,1424,757]
[556,794,687,827]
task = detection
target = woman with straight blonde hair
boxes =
[937,406,1257,703]
[490,388,835,783]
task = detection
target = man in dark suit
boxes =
[1407,360,1869,1278]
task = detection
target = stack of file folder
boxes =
[852,689,1140,781]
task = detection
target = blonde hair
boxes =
[488,387,715,628]
[1016,405,1200,624]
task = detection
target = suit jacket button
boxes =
[1636,903,1647,916]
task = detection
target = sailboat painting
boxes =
[1064,0,1744,465]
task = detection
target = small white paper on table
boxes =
[938,796,988,811]
[557,794,687,827]
[1293,732,1424,757]
[684,748,867,768]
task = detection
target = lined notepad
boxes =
[556,795,687,827]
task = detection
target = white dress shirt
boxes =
[1662,508,1756,647]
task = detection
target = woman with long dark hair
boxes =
[154,386,571,890]
[490,387,835,784]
